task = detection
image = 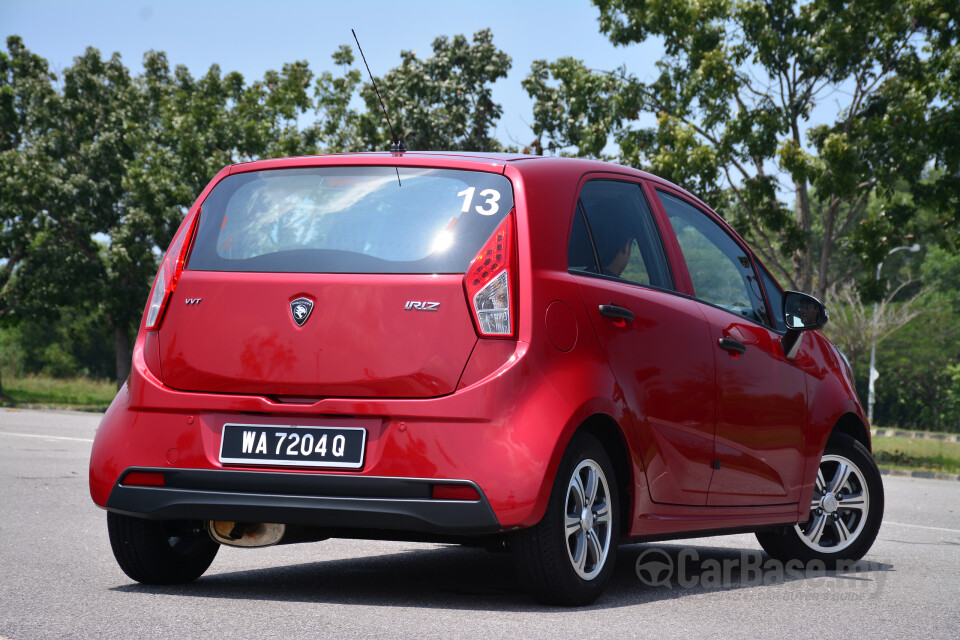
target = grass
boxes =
[1,374,116,410]
[872,436,960,475]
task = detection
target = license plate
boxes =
[219,424,366,469]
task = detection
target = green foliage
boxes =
[524,0,960,299]
[522,57,624,158]
[0,309,114,380]
[314,46,364,153]
[317,29,512,151]
[871,247,960,432]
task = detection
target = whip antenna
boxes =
[352,29,405,154]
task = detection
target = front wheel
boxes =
[107,512,219,584]
[757,433,884,567]
[513,432,619,606]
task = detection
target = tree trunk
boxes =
[0,365,11,402]
[816,199,839,302]
[792,178,814,294]
[114,325,132,390]
[790,117,815,295]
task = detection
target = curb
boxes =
[871,428,960,443]
[879,467,960,481]
[2,404,106,414]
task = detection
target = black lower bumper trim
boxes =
[105,468,502,535]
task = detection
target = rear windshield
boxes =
[187,166,514,274]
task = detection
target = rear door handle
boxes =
[718,337,747,354]
[598,304,634,323]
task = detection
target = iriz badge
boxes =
[290,297,314,326]
[405,301,440,311]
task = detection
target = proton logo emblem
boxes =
[290,297,314,327]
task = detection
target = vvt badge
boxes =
[290,297,314,326]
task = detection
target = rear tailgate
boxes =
[160,272,475,398]
[156,164,513,399]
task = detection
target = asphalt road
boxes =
[1,408,958,639]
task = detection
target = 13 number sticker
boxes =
[457,186,501,216]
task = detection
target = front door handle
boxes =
[598,304,634,323]
[718,337,747,354]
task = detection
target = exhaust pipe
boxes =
[206,521,285,547]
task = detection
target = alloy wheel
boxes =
[796,454,870,553]
[564,459,613,580]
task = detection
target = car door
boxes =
[654,189,807,506]
[569,177,717,506]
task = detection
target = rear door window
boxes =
[188,167,513,274]
[570,180,672,290]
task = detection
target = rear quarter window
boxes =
[188,167,513,274]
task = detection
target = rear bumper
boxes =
[90,333,608,531]
[106,469,500,535]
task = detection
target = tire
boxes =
[107,512,219,584]
[513,432,619,606]
[756,433,883,568]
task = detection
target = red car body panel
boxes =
[699,304,807,506]
[577,276,717,507]
[159,272,478,398]
[90,152,870,543]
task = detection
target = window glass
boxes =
[758,263,787,332]
[568,206,598,272]
[188,167,513,274]
[575,181,671,289]
[659,191,766,323]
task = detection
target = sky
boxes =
[1,0,664,150]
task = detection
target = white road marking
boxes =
[884,520,960,534]
[0,431,94,443]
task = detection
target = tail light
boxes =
[464,212,516,338]
[144,209,200,330]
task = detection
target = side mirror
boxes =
[783,291,828,331]
[781,292,828,360]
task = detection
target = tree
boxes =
[316,29,513,152]
[824,278,925,375]
[872,247,960,431]
[523,0,960,299]
[0,35,60,398]
[0,38,324,388]
[1,37,134,389]
[314,46,365,153]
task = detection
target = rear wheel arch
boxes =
[575,413,634,537]
[513,429,621,604]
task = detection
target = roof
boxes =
[227,151,662,182]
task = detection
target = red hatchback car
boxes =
[90,152,883,605]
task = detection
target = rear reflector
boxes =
[432,484,481,501]
[120,471,166,487]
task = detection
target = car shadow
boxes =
[110,541,894,611]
